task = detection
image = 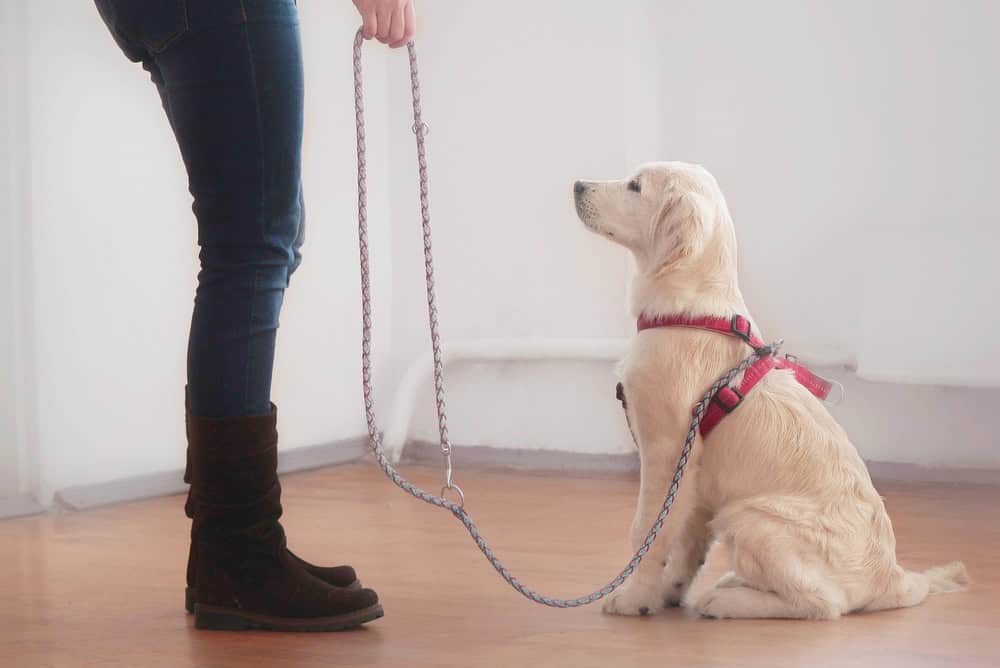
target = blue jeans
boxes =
[94,0,305,417]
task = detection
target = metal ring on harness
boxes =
[827,378,848,406]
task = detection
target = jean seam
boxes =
[239,0,268,415]
[246,269,262,414]
[239,1,267,227]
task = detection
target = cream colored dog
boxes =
[574,162,968,620]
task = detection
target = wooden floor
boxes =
[3,462,998,668]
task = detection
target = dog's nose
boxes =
[574,181,587,195]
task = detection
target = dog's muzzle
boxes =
[573,182,597,225]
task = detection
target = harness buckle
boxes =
[755,338,784,358]
[730,315,753,343]
[712,386,744,414]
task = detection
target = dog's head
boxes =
[573,162,732,274]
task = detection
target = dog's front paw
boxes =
[661,560,698,607]
[601,581,662,617]
[661,578,689,608]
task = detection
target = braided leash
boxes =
[352,30,780,608]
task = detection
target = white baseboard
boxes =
[403,441,640,474]
[864,460,1000,487]
[51,438,369,512]
[276,438,369,476]
[402,441,1000,486]
[0,494,46,520]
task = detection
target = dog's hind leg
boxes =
[692,510,848,620]
[692,557,844,620]
[712,572,749,589]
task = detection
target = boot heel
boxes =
[194,605,255,631]
[185,587,194,614]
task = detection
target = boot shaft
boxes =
[186,405,283,535]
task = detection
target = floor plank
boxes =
[2,461,997,667]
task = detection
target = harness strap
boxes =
[620,313,834,438]
[698,354,776,434]
[639,313,760,344]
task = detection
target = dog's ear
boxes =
[650,188,710,271]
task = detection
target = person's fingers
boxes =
[405,2,416,41]
[390,1,415,48]
[359,10,377,40]
[387,4,405,47]
[375,3,393,43]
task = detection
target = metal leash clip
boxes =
[440,445,464,507]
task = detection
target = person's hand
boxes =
[353,0,416,48]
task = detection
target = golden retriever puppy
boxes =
[573,162,967,619]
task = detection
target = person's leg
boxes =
[94,0,301,416]
[155,1,302,418]
[93,0,380,630]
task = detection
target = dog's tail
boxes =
[921,561,970,594]
[864,561,969,612]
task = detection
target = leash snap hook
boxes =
[441,482,465,508]
[441,476,465,508]
[441,449,465,507]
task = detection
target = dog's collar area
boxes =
[619,313,834,438]
[637,313,770,353]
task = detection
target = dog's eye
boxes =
[627,179,642,193]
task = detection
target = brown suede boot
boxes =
[183,399,361,614]
[186,407,383,631]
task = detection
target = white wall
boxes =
[21,0,391,502]
[384,0,632,352]
[0,0,24,496]
[401,0,1000,470]
[376,0,637,457]
[280,2,394,451]
[1,0,39,500]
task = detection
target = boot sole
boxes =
[185,581,361,614]
[193,602,384,632]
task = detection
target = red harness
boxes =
[617,314,833,439]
